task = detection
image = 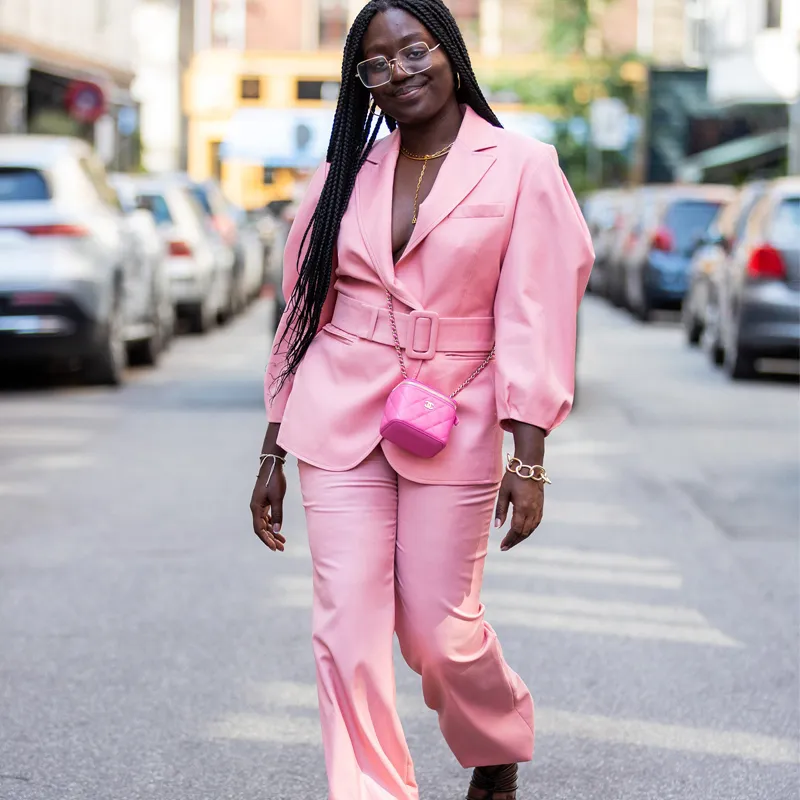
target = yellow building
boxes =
[183,47,609,210]
[183,0,648,210]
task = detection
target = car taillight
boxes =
[169,240,193,257]
[651,226,674,252]
[11,292,60,307]
[747,245,786,280]
[1,224,89,237]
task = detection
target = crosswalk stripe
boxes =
[541,501,642,527]
[208,684,799,764]
[481,591,705,624]
[484,561,682,589]
[537,708,799,765]
[0,427,91,446]
[504,546,674,571]
[489,607,740,647]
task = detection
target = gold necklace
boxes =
[400,142,454,225]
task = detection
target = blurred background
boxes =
[0,3,798,800]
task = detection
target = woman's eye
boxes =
[406,48,426,60]
[372,58,389,70]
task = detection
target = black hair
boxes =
[275,0,502,389]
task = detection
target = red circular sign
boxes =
[64,81,106,124]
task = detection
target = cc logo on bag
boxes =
[424,401,435,410]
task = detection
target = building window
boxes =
[263,168,275,185]
[297,80,341,102]
[765,0,782,29]
[319,0,349,49]
[684,0,709,67]
[240,77,261,100]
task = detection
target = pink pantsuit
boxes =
[265,107,594,799]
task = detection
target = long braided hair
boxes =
[276,0,502,389]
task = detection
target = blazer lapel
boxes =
[356,132,419,303]
[396,108,498,267]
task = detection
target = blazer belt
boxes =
[331,292,494,361]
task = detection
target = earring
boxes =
[456,72,461,91]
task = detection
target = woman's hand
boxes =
[250,461,287,551]
[250,424,288,552]
[496,421,547,551]
[494,473,544,551]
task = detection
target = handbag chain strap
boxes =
[386,292,495,399]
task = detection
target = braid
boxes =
[276,0,501,388]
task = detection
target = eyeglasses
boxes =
[356,42,442,89]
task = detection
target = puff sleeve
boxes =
[493,145,594,434]
[264,161,335,422]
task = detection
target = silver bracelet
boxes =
[258,453,286,486]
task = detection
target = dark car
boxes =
[711,177,800,379]
[683,182,767,347]
[622,185,736,321]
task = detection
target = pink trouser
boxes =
[298,448,534,800]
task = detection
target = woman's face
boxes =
[360,8,456,125]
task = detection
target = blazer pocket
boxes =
[321,323,357,345]
[450,203,506,219]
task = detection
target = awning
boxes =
[220,107,556,168]
[220,107,358,168]
[677,129,789,182]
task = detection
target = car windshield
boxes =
[137,193,173,225]
[663,200,723,252]
[0,168,51,202]
[771,198,800,248]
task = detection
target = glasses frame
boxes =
[356,42,442,89]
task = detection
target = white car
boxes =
[0,135,151,384]
[118,176,228,333]
[110,174,175,364]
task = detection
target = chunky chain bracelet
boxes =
[506,455,551,484]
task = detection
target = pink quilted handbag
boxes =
[380,294,494,459]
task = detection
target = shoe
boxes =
[466,763,518,799]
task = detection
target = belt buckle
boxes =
[406,310,439,360]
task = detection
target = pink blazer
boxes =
[265,106,594,485]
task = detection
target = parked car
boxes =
[622,185,736,321]
[710,177,800,379]
[582,188,627,296]
[604,186,665,308]
[109,174,175,364]
[118,175,228,334]
[0,135,150,384]
[165,175,263,317]
[683,182,767,347]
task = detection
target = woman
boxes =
[249,1,594,798]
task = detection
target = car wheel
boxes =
[189,298,214,334]
[724,338,757,380]
[83,304,126,386]
[635,288,652,323]
[683,307,702,345]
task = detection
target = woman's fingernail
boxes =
[273,524,281,534]
[495,518,501,528]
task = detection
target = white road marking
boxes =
[484,561,682,589]
[209,683,800,765]
[0,427,91,446]
[0,482,45,497]
[490,607,740,647]
[537,708,800,765]
[482,591,705,624]
[542,501,642,527]
[507,546,674,571]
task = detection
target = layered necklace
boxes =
[399,142,454,225]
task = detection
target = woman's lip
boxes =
[394,84,425,100]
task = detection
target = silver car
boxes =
[117,175,227,333]
[713,177,800,379]
[0,136,142,384]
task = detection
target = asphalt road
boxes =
[1,297,798,800]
